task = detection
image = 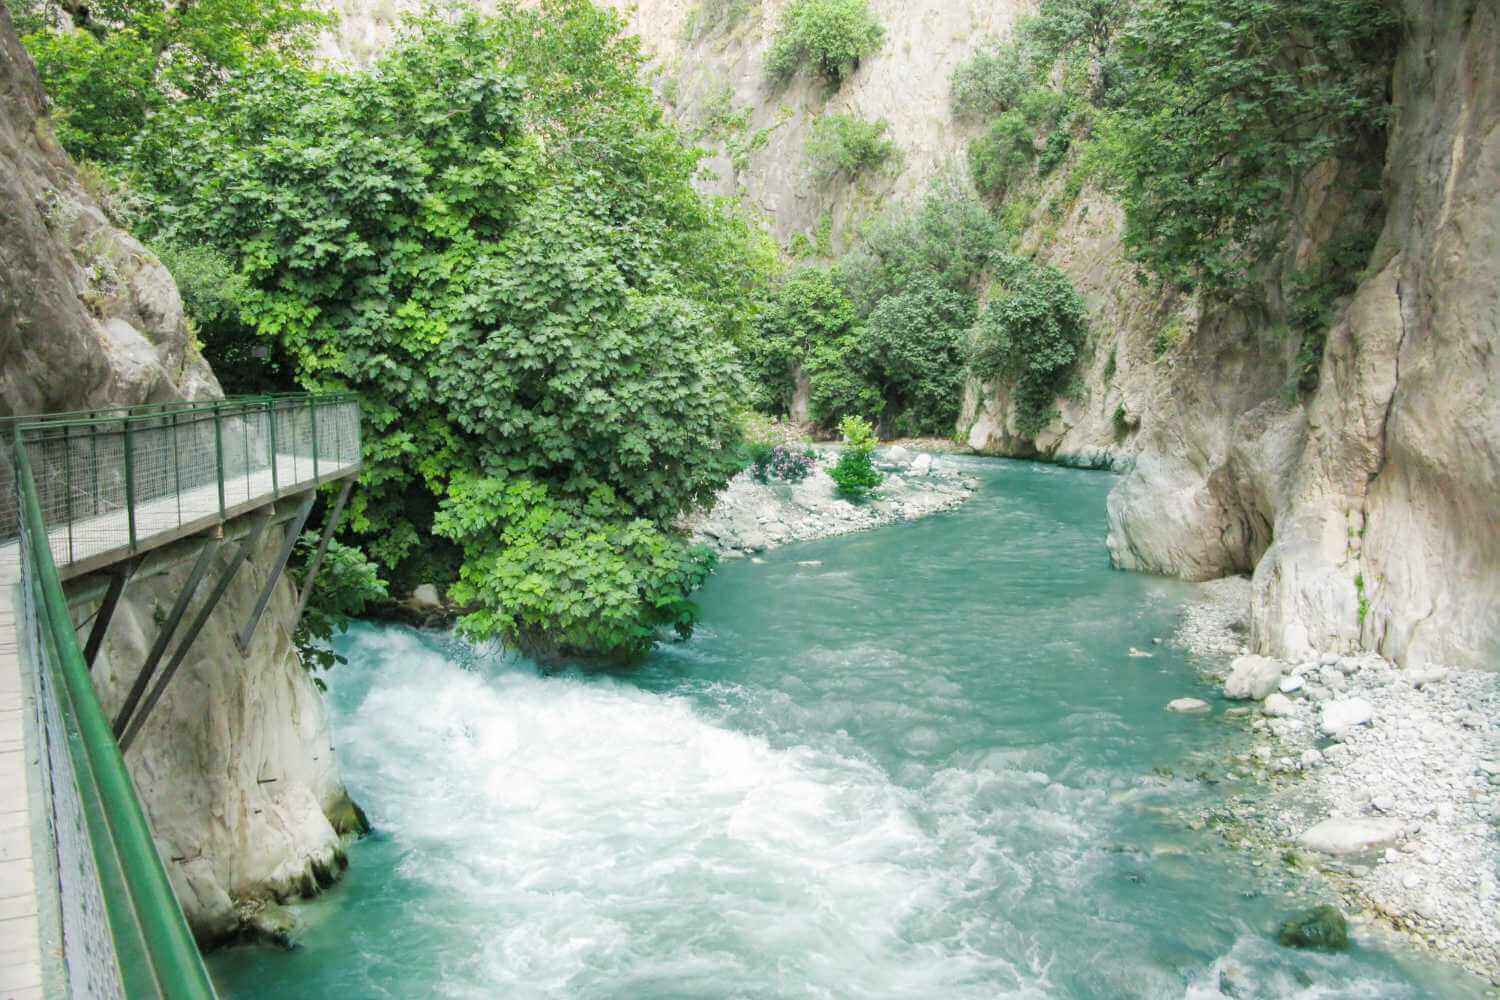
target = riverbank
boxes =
[1172,583,1500,986]
[685,446,977,558]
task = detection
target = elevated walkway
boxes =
[0,394,360,998]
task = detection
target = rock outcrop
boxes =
[1,5,362,944]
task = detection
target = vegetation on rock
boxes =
[764,0,883,89]
[805,112,898,184]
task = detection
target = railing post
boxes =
[214,403,226,519]
[171,410,181,528]
[123,420,137,551]
[63,424,74,564]
[267,400,279,499]
[310,397,319,483]
[90,422,99,516]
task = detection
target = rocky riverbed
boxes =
[686,445,977,558]
[1171,583,1500,986]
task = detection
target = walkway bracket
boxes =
[120,514,270,753]
[82,559,136,669]
[290,479,354,637]
[234,493,315,656]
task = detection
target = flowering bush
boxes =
[750,443,819,484]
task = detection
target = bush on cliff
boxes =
[124,3,773,660]
[764,0,883,89]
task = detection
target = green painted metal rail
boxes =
[7,392,363,997]
[15,442,217,998]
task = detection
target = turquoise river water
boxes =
[211,458,1479,998]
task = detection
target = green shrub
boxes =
[683,0,757,41]
[970,256,1089,438]
[829,415,882,500]
[764,0,884,88]
[968,110,1036,199]
[950,38,1034,120]
[126,5,772,661]
[749,444,818,483]
[805,112,898,183]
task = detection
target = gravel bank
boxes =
[687,446,976,558]
[1173,581,1500,986]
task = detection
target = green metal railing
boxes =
[3,394,361,573]
[15,444,217,998]
[6,393,362,996]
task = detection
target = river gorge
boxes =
[209,460,1479,998]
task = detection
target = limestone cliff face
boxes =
[322,0,1499,672]
[0,6,361,943]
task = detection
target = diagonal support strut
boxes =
[83,559,136,668]
[111,543,217,739]
[290,479,354,636]
[234,493,316,656]
[120,515,271,753]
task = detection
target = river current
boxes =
[212,458,1477,998]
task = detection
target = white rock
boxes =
[882,444,911,465]
[1319,652,1341,666]
[1279,674,1305,694]
[1298,817,1407,856]
[1167,697,1211,714]
[1372,795,1396,813]
[410,583,443,610]
[1223,655,1284,700]
[1300,749,1325,769]
[910,453,933,476]
[1407,667,1449,689]
[1320,697,1375,737]
[1262,693,1296,717]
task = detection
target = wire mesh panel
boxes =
[4,395,360,570]
[17,486,128,1000]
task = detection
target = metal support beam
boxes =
[234,493,315,655]
[290,479,353,634]
[120,515,270,753]
[82,561,134,668]
[110,542,218,740]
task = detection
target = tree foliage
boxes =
[124,4,773,660]
[970,257,1089,438]
[20,0,326,161]
[1102,0,1395,292]
[764,0,883,89]
[804,112,898,184]
[829,415,881,500]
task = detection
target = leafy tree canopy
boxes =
[123,3,776,660]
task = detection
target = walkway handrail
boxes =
[2,393,362,574]
[15,440,217,998]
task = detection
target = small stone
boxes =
[1277,906,1349,951]
[1407,667,1449,689]
[1129,647,1155,658]
[1166,698,1211,714]
[1371,795,1396,813]
[1299,749,1324,769]
[1319,697,1375,737]
[1278,675,1305,694]
[1319,652,1341,666]
[1338,657,1362,675]
[409,583,443,611]
[1402,872,1423,890]
[1262,693,1296,718]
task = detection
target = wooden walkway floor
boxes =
[0,547,43,1000]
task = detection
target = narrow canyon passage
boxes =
[211,460,1474,998]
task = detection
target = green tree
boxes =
[20,0,326,161]
[970,256,1089,438]
[828,415,881,500]
[968,111,1036,199]
[764,0,883,88]
[126,4,772,660]
[1100,0,1395,291]
[858,276,972,436]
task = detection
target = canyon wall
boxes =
[0,6,363,943]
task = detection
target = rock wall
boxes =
[0,5,362,943]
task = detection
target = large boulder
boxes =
[1297,817,1405,856]
[1223,655,1284,700]
[1277,905,1350,951]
